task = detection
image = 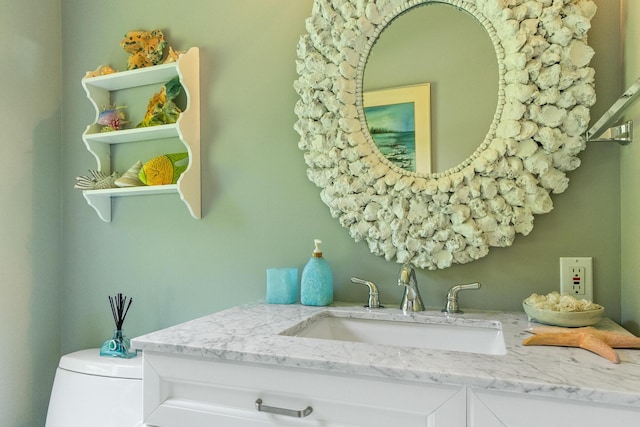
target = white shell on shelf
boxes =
[114,161,144,188]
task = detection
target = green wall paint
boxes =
[59,1,624,348]
[621,0,640,335]
[2,1,636,425]
[0,1,62,426]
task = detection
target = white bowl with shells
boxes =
[522,292,604,327]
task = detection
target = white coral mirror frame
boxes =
[294,0,596,269]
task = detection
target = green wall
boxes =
[0,1,62,426]
[621,0,640,335]
[1,1,632,425]
[59,1,624,349]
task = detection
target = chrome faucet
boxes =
[351,277,381,308]
[442,282,481,314]
[397,263,424,312]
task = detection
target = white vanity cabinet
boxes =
[141,352,640,426]
[467,388,640,427]
[132,304,640,427]
[141,352,466,426]
[80,47,200,222]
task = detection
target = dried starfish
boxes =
[523,326,640,364]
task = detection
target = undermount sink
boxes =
[281,311,506,355]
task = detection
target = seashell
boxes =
[84,65,116,79]
[97,105,128,132]
[139,153,188,186]
[115,161,144,187]
[74,170,120,190]
[162,46,184,64]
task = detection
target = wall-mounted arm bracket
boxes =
[587,120,633,145]
[586,77,640,145]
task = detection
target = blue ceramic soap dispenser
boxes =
[300,239,333,306]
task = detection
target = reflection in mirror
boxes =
[363,4,498,174]
[363,83,431,173]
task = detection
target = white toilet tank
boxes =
[46,348,142,427]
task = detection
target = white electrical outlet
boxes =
[559,257,593,301]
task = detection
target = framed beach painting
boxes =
[363,83,431,174]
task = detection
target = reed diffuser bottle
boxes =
[100,293,137,358]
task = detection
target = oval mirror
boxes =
[363,3,499,174]
[294,0,596,269]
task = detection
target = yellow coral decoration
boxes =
[121,29,167,70]
[136,77,182,128]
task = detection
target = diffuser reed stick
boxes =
[101,293,137,358]
[109,293,133,330]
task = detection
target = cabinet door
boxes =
[147,391,465,427]
[144,400,291,426]
[468,388,640,427]
[143,353,466,426]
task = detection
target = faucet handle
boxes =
[442,282,481,314]
[351,277,382,308]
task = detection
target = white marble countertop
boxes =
[132,302,640,408]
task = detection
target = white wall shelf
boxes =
[84,124,179,144]
[80,47,201,222]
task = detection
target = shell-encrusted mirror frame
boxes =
[294,0,596,269]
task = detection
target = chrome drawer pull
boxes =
[255,398,313,418]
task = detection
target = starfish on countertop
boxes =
[522,325,640,364]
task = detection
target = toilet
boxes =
[46,348,143,427]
